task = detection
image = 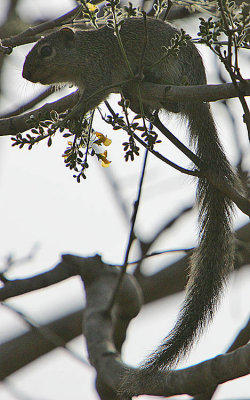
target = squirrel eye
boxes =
[39,45,52,58]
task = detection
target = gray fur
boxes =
[23,17,237,372]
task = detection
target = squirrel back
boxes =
[23,17,238,373]
[23,18,206,112]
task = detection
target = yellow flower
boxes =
[101,159,111,167]
[99,150,111,168]
[103,137,112,146]
[95,132,112,146]
[86,3,98,12]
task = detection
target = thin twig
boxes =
[133,205,193,274]
[125,247,193,266]
[150,205,194,246]
[1,244,39,275]
[3,303,88,365]
[83,110,94,165]
[104,100,199,177]
[152,112,202,167]
[217,0,250,139]
[1,5,83,48]
[162,0,173,21]
[133,130,200,176]
[138,12,148,80]
[109,1,134,78]
[0,87,55,118]
[107,149,148,312]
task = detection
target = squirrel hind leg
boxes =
[160,101,180,113]
[122,91,155,116]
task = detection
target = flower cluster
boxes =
[11,110,112,182]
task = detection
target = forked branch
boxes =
[1,253,249,399]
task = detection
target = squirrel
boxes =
[23,17,238,372]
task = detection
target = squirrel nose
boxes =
[22,65,32,81]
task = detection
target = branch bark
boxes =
[194,317,250,400]
[0,87,55,119]
[0,80,249,137]
[0,308,84,380]
[1,83,249,217]
[0,224,248,382]
[136,222,250,304]
[152,113,250,216]
[0,228,249,397]
[140,79,250,103]
[0,91,79,137]
[121,343,250,398]
[66,254,250,399]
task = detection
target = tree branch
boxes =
[140,79,250,103]
[0,308,85,380]
[0,223,250,390]
[0,91,79,137]
[0,221,249,393]
[64,254,250,399]
[1,222,249,306]
[0,254,103,301]
[137,221,250,304]
[194,317,250,400]
[152,114,250,217]
[0,5,83,48]
[0,87,55,119]
[1,80,249,137]
[121,343,250,398]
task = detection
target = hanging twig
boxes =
[107,148,149,312]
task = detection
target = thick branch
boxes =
[65,254,250,399]
[0,223,248,386]
[140,79,250,103]
[0,91,79,137]
[0,87,55,118]
[1,223,248,304]
[0,309,84,380]
[194,317,250,400]
[0,253,98,301]
[152,114,250,217]
[1,80,249,137]
[121,344,250,397]
[137,222,250,304]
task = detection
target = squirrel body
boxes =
[23,18,205,115]
[23,17,237,371]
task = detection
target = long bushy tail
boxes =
[143,103,237,370]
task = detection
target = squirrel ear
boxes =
[59,27,75,44]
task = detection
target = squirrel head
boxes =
[22,28,77,85]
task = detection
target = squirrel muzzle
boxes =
[22,64,34,82]
[22,63,52,85]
